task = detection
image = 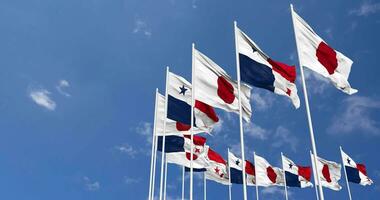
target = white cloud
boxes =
[324,28,333,39]
[272,126,298,152]
[29,88,56,111]
[350,1,380,16]
[211,118,223,135]
[328,96,380,135]
[83,176,100,191]
[136,122,153,143]
[302,69,330,95]
[261,187,292,198]
[124,177,141,184]
[133,19,152,37]
[191,0,198,9]
[251,91,276,111]
[115,143,138,158]
[244,122,269,140]
[56,79,71,97]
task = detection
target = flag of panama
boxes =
[282,155,313,188]
[167,72,219,133]
[291,8,357,95]
[236,27,300,108]
[228,151,255,186]
[341,148,373,186]
[157,134,209,169]
[204,147,230,185]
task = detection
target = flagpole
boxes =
[310,151,320,200]
[159,67,170,200]
[234,20,248,200]
[281,153,289,200]
[340,146,353,200]
[228,148,232,200]
[164,157,168,200]
[204,172,207,200]
[148,88,159,200]
[290,4,324,200]
[253,152,259,200]
[182,166,185,200]
[151,129,158,200]
[190,43,196,200]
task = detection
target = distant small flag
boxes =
[236,27,300,108]
[282,154,313,188]
[291,8,357,95]
[311,153,342,191]
[340,148,373,186]
[255,154,284,186]
[157,135,208,169]
[193,48,252,122]
[228,151,255,186]
[167,72,219,133]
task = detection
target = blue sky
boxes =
[0,0,379,199]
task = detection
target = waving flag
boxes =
[282,155,313,188]
[228,151,255,186]
[311,154,342,191]
[193,48,252,122]
[236,27,300,108]
[157,135,209,169]
[167,72,219,133]
[340,148,373,186]
[204,147,230,185]
[291,8,357,95]
[255,154,284,186]
[155,92,203,136]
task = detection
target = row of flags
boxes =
[148,5,369,200]
[158,134,373,189]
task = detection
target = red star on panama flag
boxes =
[214,167,220,174]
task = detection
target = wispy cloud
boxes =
[136,122,153,143]
[244,122,269,140]
[114,143,138,158]
[272,126,298,152]
[56,79,71,97]
[328,96,380,135]
[29,88,56,111]
[132,19,152,37]
[350,1,380,16]
[251,91,276,111]
[261,187,292,198]
[83,176,100,191]
[124,176,141,184]
[302,69,330,95]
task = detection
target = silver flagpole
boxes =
[281,153,289,200]
[204,172,207,200]
[164,157,168,200]
[290,4,324,200]
[182,166,185,200]
[159,67,170,200]
[151,129,158,200]
[228,148,232,200]
[310,151,320,200]
[254,152,259,200]
[149,89,159,200]
[233,21,248,200]
[340,146,353,200]
[190,43,195,200]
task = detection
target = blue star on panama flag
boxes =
[236,159,240,166]
[289,163,293,169]
[179,85,187,95]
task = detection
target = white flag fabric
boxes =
[228,151,255,186]
[311,154,342,191]
[155,92,203,136]
[341,149,373,186]
[282,155,313,188]
[291,8,357,95]
[193,48,252,122]
[255,154,284,187]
